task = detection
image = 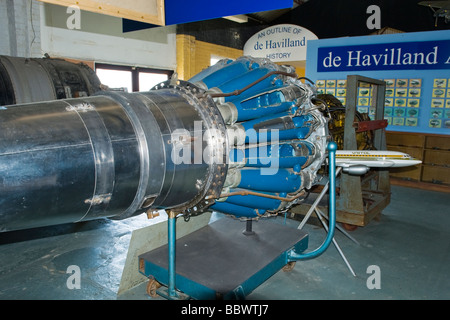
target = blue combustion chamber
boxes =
[189,56,329,219]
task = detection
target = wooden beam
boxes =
[38,0,165,26]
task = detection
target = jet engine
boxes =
[0,55,102,105]
[0,56,330,232]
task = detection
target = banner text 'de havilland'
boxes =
[318,40,450,72]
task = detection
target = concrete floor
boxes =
[0,185,448,300]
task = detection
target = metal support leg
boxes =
[168,210,177,298]
[297,166,342,231]
[150,211,195,300]
[315,207,356,277]
[243,219,256,236]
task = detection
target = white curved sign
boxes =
[244,24,318,62]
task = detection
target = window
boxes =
[139,72,170,91]
[96,68,132,92]
[95,63,173,92]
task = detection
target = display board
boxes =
[243,24,318,62]
[306,30,450,134]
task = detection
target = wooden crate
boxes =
[425,136,450,150]
[389,165,422,181]
[424,149,450,166]
[386,132,425,148]
[386,131,450,189]
[422,165,450,185]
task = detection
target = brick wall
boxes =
[176,34,306,80]
[176,34,243,81]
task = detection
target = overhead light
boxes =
[224,14,248,23]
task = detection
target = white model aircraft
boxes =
[335,150,422,175]
[419,1,450,25]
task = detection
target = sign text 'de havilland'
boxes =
[318,40,450,72]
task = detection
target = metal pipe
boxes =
[209,202,266,218]
[204,71,298,99]
[288,141,337,261]
[218,189,306,202]
[167,211,177,297]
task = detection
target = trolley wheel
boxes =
[342,223,358,231]
[282,261,296,272]
[146,279,161,298]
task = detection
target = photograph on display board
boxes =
[429,78,450,129]
[316,77,423,128]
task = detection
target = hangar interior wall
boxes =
[0,1,176,71]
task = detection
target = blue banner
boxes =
[165,0,293,25]
[317,40,450,72]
